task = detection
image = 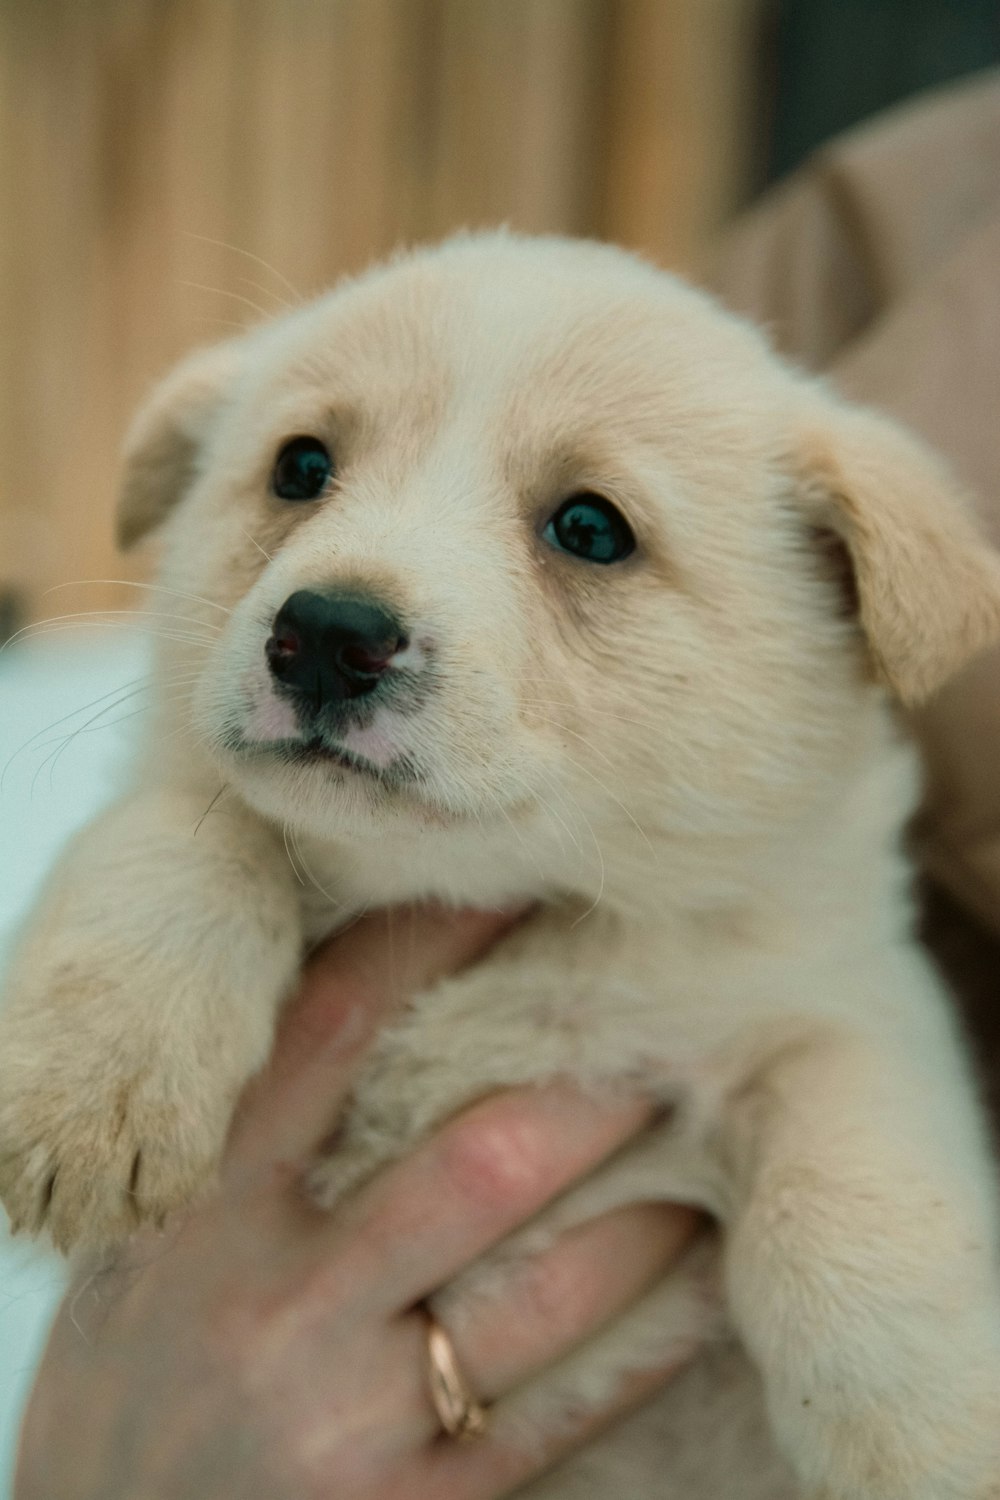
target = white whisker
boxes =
[289,828,340,907]
[532,764,607,922]
[181,233,304,304]
[3,666,208,794]
[30,683,155,794]
[178,281,275,323]
[234,276,297,314]
[554,747,656,863]
[43,580,231,616]
[4,607,221,643]
[240,527,274,563]
[28,677,205,757]
[5,620,219,651]
[524,769,586,858]
[282,823,306,886]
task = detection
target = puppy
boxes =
[2,232,1000,1499]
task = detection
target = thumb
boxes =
[226,905,519,1171]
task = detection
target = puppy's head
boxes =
[119,234,1000,889]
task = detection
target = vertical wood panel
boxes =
[428,0,608,235]
[598,0,762,269]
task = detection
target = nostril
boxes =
[337,632,406,679]
[265,627,301,674]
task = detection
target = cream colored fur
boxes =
[2,233,1000,1499]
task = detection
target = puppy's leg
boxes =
[723,1012,1000,1500]
[307,910,629,1206]
[0,786,302,1251]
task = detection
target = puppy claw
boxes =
[41,1168,58,1212]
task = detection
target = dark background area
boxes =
[764,0,1000,183]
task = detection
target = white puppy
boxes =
[2,233,1000,1499]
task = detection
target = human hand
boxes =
[15,908,704,1500]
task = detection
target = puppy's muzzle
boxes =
[266,589,407,710]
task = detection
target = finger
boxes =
[363,1205,700,1458]
[227,905,517,1171]
[327,1083,657,1314]
[431,1202,702,1404]
[419,1355,694,1500]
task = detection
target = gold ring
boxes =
[423,1308,489,1440]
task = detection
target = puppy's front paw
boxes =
[0,1063,227,1252]
[0,1030,235,1253]
[0,970,233,1252]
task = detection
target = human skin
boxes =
[14,907,702,1500]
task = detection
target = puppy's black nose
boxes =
[266,590,406,706]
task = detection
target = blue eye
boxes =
[544,495,635,564]
[272,437,333,501]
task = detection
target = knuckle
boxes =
[438,1107,547,1213]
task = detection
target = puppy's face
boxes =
[124,236,1000,886]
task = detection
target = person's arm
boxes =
[16,907,701,1500]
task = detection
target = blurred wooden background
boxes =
[0,0,767,623]
[4,0,994,627]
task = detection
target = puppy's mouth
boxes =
[287,736,371,770]
[229,730,421,790]
[288,735,414,781]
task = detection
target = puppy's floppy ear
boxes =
[117,339,244,550]
[796,399,1000,705]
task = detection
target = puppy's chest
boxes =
[319,933,773,1220]
[294,830,588,941]
[331,927,816,1189]
[290,838,892,1202]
